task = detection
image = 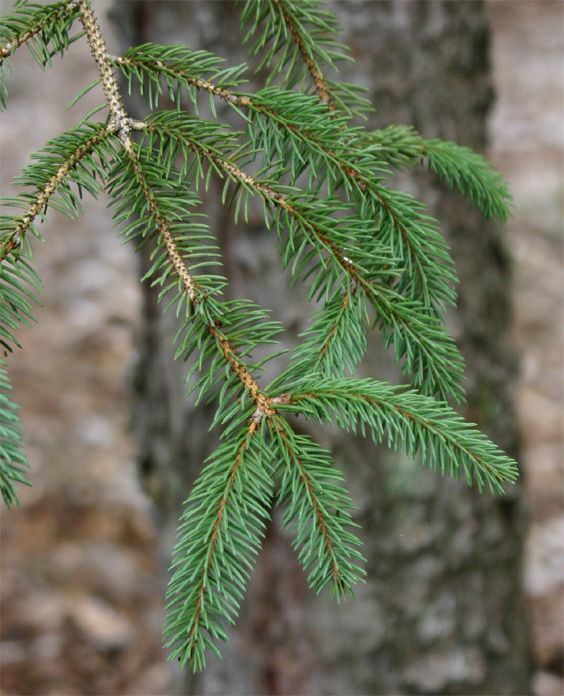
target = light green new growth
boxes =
[1,0,517,670]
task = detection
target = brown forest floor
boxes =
[1,2,563,695]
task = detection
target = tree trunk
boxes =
[112,1,532,693]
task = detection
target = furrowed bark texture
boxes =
[112,1,532,693]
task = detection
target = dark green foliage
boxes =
[0,359,30,507]
[424,139,513,222]
[280,378,518,493]
[114,43,248,112]
[270,424,365,594]
[240,0,371,114]
[0,249,42,353]
[0,0,81,108]
[365,125,513,222]
[0,0,517,671]
[165,417,274,670]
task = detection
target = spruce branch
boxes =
[271,288,369,380]
[0,0,82,109]
[240,0,370,115]
[0,0,79,65]
[0,0,519,674]
[236,92,458,313]
[0,251,42,354]
[115,54,457,314]
[75,0,143,144]
[282,378,518,493]
[0,123,113,263]
[273,0,335,108]
[0,122,118,366]
[269,420,365,597]
[142,113,465,400]
[423,139,513,222]
[116,142,285,424]
[365,127,513,222]
[51,3,283,421]
[111,44,249,112]
[165,417,274,670]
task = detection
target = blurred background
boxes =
[0,1,562,694]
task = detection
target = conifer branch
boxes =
[0,255,40,355]
[75,0,135,143]
[112,48,248,111]
[115,54,456,313]
[270,288,368,381]
[284,378,518,493]
[365,126,513,222]
[423,139,513,222]
[71,7,276,422]
[275,0,334,109]
[240,0,369,115]
[0,0,82,108]
[143,114,466,401]
[0,0,519,672]
[178,420,260,656]
[0,0,78,64]
[123,147,248,378]
[120,142,283,422]
[123,146,199,301]
[1,124,116,366]
[317,291,353,367]
[270,420,365,596]
[278,428,340,582]
[0,124,112,262]
[141,116,361,278]
[165,418,274,669]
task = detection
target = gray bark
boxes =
[111,1,532,693]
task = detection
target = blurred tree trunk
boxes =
[112,1,532,693]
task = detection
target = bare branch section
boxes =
[75,0,132,142]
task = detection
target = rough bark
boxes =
[111,1,532,693]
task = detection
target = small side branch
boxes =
[269,421,364,597]
[274,0,335,109]
[122,144,280,420]
[0,126,113,262]
[0,1,77,64]
[187,420,258,651]
[290,381,519,492]
[277,426,341,581]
